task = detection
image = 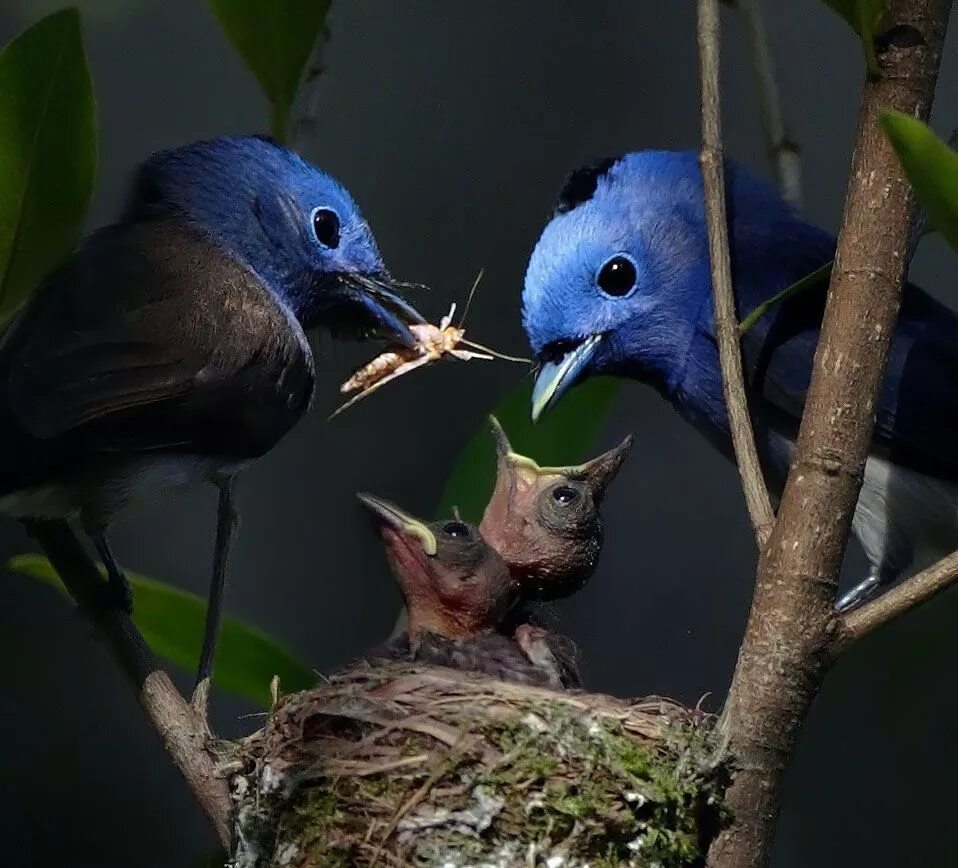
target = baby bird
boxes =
[358,492,579,688]
[479,416,632,600]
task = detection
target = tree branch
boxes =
[735,0,802,208]
[835,549,958,652]
[708,1,951,865]
[697,0,776,547]
[25,519,233,848]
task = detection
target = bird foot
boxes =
[835,574,881,613]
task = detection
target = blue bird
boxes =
[523,150,958,611]
[0,135,424,701]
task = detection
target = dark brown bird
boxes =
[357,493,579,688]
[479,416,632,600]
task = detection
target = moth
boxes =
[330,272,527,417]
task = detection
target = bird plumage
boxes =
[0,135,425,699]
[523,150,958,602]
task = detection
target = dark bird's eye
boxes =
[312,208,341,248]
[552,485,579,506]
[597,255,637,297]
[443,521,471,538]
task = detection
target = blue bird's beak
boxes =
[323,273,427,350]
[531,334,603,422]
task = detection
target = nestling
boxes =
[358,492,579,688]
[480,415,632,600]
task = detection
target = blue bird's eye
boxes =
[596,254,637,298]
[311,207,341,249]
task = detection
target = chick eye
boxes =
[552,485,580,506]
[443,521,471,538]
[597,255,636,297]
[311,208,341,249]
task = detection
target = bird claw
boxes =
[834,574,882,613]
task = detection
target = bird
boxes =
[0,135,425,709]
[522,150,958,612]
[358,492,580,688]
[480,415,632,600]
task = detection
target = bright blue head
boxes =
[125,136,423,343]
[523,150,832,420]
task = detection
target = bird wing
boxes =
[741,278,958,482]
[0,219,314,484]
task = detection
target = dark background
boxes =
[1,1,956,865]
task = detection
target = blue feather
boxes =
[523,150,958,601]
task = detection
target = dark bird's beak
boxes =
[531,334,603,422]
[357,492,437,556]
[322,273,427,349]
[574,434,634,501]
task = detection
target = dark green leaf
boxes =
[437,377,621,523]
[822,0,888,74]
[10,554,314,707]
[882,110,958,253]
[739,260,833,334]
[206,0,332,141]
[0,8,96,326]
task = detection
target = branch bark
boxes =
[25,519,233,848]
[835,549,958,652]
[736,0,802,208]
[708,2,952,865]
[698,0,776,547]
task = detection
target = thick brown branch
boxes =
[25,519,233,848]
[698,0,776,546]
[709,2,951,866]
[835,549,958,652]
[736,0,802,207]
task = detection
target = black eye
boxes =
[597,255,636,297]
[312,208,341,248]
[443,521,471,538]
[552,485,579,506]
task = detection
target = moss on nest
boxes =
[231,663,728,867]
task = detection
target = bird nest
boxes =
[229,663,728,867]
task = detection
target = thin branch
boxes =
[697,0,776,546]
[25,519,232,847]
[735,0,802,208]
[835,549,958,652]
[289,25,331,154]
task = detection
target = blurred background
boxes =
[0,1,956,865]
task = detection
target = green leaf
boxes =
[739,260,833,334]
[822,0,888,75]
[0,8,96,327]
[10,554,314,707]
[437,377,621,523]
[882,110,958,254]
[206,0,332,142]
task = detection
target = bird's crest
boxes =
[555,156,620,214]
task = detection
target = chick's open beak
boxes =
[531,334,603,422]
[357,493,437,556]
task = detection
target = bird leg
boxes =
[91,532,134,614]
[192,475,240,728]
[834,566,882,613]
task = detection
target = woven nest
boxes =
[229,663,728,868]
